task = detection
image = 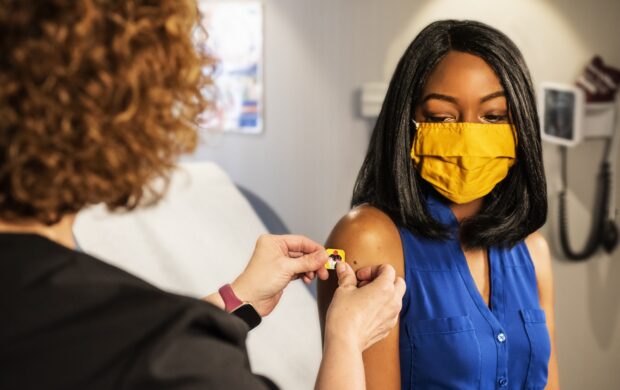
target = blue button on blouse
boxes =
[398,196,551,389]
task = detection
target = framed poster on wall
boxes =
[196,1,263,134]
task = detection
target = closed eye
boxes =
[482,114,508,123]
[424,115,456,123]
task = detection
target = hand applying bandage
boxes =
[205,234,329,317]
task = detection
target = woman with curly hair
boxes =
[0,1,405,389]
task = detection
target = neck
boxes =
[0,215,77,249]
[450,198,483,222]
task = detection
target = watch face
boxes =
[232,303,262,330]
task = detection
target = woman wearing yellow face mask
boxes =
[318,20,560,390]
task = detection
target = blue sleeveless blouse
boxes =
[398,196,551,389]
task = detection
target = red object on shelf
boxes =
[576,56,620,103]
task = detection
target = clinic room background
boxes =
[189,0,620,388]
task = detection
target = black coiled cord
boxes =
[558,144,618,260]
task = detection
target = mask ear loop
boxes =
[410,119,419,143]
[410,119,420,162]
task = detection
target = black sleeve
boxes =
[120,299,280,390]
[0,237,280,390]
[122,327,276,389]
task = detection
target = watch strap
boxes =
[218,284,243,312]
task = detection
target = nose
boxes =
[461,110,482,123]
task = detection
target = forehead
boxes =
[423,51,503,97]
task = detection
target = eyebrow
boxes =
[480,90,505,103]
[422,93,458,105]
[421,90,506,105]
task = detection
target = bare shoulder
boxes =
[524,231,554,289]
[525,231,550,258]
[318,205,404,331]
[326,205,404,275]
[524,232,552,269]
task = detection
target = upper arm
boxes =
[317,205,404,390]
[525,232,560,389]
[525,232,555,327]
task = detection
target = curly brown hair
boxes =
[0,0,209,224]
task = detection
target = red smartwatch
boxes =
[218,284,262,330]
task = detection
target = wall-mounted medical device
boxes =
[539,82,585,147]
[540,56,620,261]
[360,83,388,118]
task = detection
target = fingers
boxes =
[356,264,395,283]
[356,265,379,282]
[287,250,328,274]
[358,265,404,294]
[357,280,370,288]
[316,267,329,280]
[302,271,315,284]
[301,267,330,284]
[336,262,357,288]
[288,251,305,258]
[277,234,325,255]
[372,264,396,284]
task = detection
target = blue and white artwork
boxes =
[197,1,263,134]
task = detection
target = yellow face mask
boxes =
[410,122,517,204]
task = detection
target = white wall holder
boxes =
[583,102,617,139]
[360,82,388,118]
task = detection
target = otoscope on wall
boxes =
[539,56,620,260]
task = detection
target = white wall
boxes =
[193,0,414,241]
[192,0,620,388]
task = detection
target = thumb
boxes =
[336,262,357,288]
[372,264,396,284]
[287,250,327,274]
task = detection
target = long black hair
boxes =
[352,20,547,248]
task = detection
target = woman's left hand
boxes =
[230,234,329,316]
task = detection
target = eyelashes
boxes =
[422,113,508,123]
[481,114,508,123]
[425,115,455,123]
